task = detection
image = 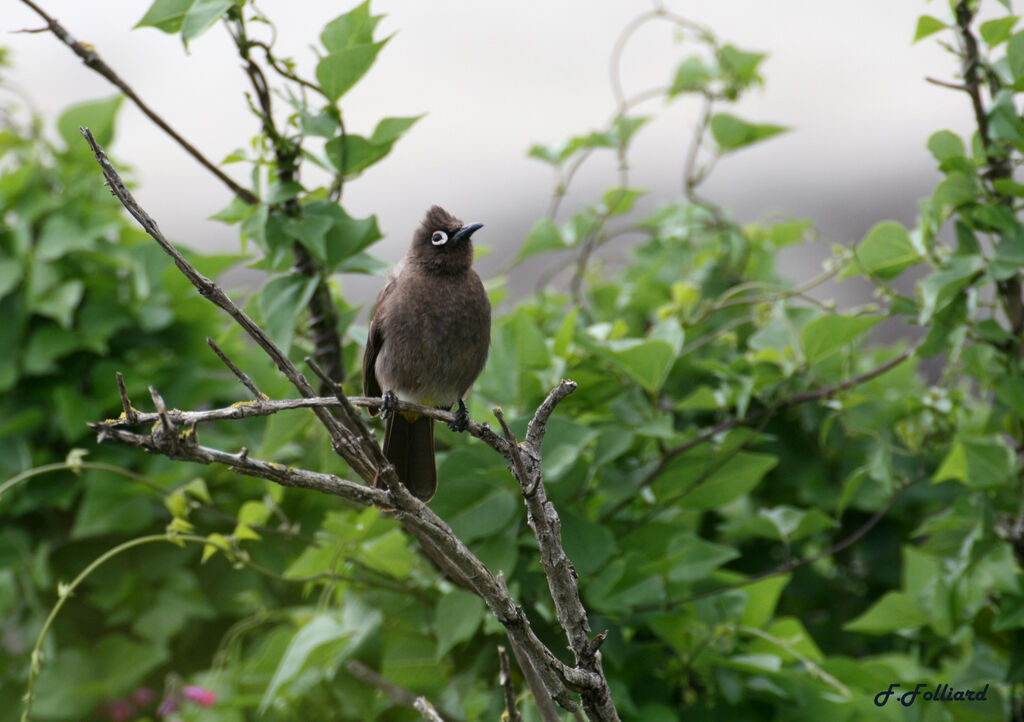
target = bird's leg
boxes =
[380,390,399,420]
[447,399,470,432]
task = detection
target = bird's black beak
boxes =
[452,223,483,242]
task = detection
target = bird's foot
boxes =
[447,399,470,432]
[380,390,399,420]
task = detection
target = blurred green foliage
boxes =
[4,1,1024,721]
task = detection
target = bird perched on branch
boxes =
[362,206,491,501]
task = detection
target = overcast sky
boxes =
[4,1,977,303]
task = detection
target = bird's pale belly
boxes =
[374,310,488,408]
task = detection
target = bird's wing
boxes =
[362,272,399,406]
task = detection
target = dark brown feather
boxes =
[382,413,437,501]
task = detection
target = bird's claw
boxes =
[447,399,470,432]
[380,390,398,420]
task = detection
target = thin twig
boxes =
[413,698,445,722]
[18,0,257,204]
[207,338,267,400]
[115,371,137,424]
[344,660,463,722]
[79,128,375,480]
[80,131,617,720]
[498,575,563,722]
[498,645,523,722]
[493,408,530,491]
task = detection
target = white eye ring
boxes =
[431,230,449,246]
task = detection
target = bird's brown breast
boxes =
[372,266,490,407]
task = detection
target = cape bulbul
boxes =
[362,206,491,501]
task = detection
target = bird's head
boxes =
[409,205,483,273]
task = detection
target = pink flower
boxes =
[107,698,134,722]
[133,687,155,707]
[182,686,217,707]
[157,696,179,717]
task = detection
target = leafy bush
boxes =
[4,1,1024,721]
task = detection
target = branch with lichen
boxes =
[77,128,620,721]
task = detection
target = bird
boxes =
[362,205,491,502]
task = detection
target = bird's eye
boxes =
[431,230,449,246]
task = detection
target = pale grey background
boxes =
[4,1,978,305]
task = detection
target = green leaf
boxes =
[553,307,578,358]
[0,259,21,301]
[717,44,766,91]
[434,590,484,657]
[669,57,712,95]
[135,0,193,32]
[740,575,792,628]
[261,604,381,714]
[996,376,1024,417]
[326,117,421,177]
[918,254,984,323]
[800,314,880,364]
[932,437,1013,488]
[932,170,976,208]
[32,280,84,329]
[1009,30,1024,80]
[283,212,334,263]
[447,487,518,543]
[517,219,566,260]
[72,475,155,539]
[641,533,739,582]
[844,591,929,633]
[22,326,83,376]
[369,115,421,145]
[257,275,319,352]
[57,95,124,154]
[263,180,304,204]
[913,15,947,42]
[709,113,787,151]
[992,229,1024,280]
[849,220,919,280]
[927,130,965,162]
[753,506,837,542]
[321,1,382,51]
[980,16,1019,46]
[527,144,561,165]
[680,451,778,509]
[327,134,390,176]
[181,0,232,45]
[989,89,1024,149]
[603,187,644,216]
[561,511,616,575]
[600,321,683,393]
[542,416,599,480]
[316,40,389,101]
[361,528,415,578]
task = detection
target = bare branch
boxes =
[493,407,530,488]
[502,381,620,720]
[88,423,382,506]
[18,0,257,204]
[413,698,445,722]
[344,660,463,722]
[115,371,138,425]
[80,131,619,720]
[498,645,523,722]
[207,338,267,400]
[524,380,578,455]
[79,127,378,482]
